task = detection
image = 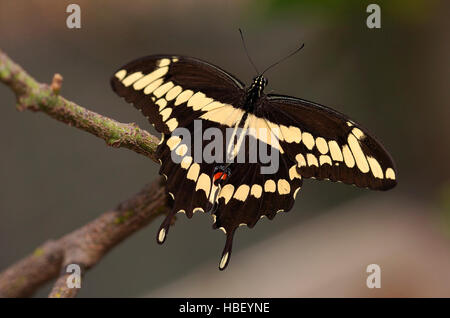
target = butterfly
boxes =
[110,52,397,270]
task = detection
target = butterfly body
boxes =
[111,54,397,270]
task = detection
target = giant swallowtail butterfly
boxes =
[111,53,397,270]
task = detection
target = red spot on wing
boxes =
[213,172,228,182]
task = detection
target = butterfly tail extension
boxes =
[218,229,236,271]
[156,208,177,245]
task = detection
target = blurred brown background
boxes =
[0,0,449,297]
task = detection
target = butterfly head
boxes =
[250,75,268,96]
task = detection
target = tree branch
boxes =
[0,50,160,162]
[0,179,168,298]
[0,50,170,297]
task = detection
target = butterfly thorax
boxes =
[244,75,267,113]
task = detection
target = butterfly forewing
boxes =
[111,55,245,134]
[260,95,397,190]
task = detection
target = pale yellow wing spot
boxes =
[166,135,181,150]
[174,90,194,106]
[319,155,332,166]
[289,165,302,180]
[328,140,343,161]
[143,78,164,95]
[157,58,171,67]
[187,163,200,181]
[316,137,329,154]
[122,72,143,87]
[367,156,384,179]
[347,134,370,173]
[114,69,127,81]
[250,184,262,198]
[175,144,188,156]
[342,145,355,168]
[159,107,172,122]
[233,184,250,201]
[153,81,174,98]
[306,153,319,167]
[280,125,301,143]
[296,153,307,167]
[195,173,211,198]
[165,118,178,131]
[188,92,213,110]
[302,132,315,150]
[352,127,365,140]
[385,167,396,180]
[180,156,193,170]
[218,184,235,204]
[277,179,290,195]
[264,179,276,193]
[155,98,167,111]
[165,85,183,101]
[133,67,168,90]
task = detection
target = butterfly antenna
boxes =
[261,43,305,75]
[239,28,259,75]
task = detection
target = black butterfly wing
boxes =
[258,94,397,190]
[156,119,231,219]
[212,148,303,270]
[111,55,250,261]
[111,55,245,134]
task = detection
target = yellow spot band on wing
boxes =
[385,167,396,180]
[122,72,143,87]
[133,67,168,90]
[277,179,290,195]
[348,134,369,173]
[218,184,234,204]
[264,179,276,193]
[196,173,211,198]
[233,185,250,201]
[250,184,262,198]
[114,69,127,81]
[187,163,200,181]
